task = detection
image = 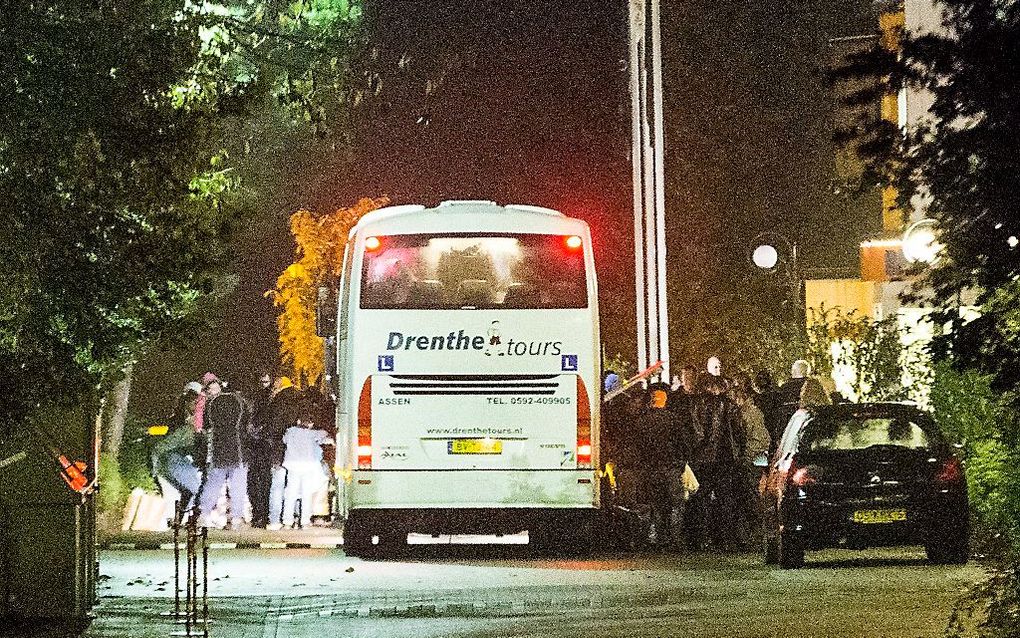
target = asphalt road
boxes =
[80,545,981,638]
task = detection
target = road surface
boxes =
[70,544,983,638]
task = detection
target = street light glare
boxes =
[752,244,779,270]
[902,219,942,264]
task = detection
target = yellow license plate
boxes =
[852,509,908,524]
[448,439,503,455]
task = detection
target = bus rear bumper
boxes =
[348,469,598,512]
[345,506,597,536]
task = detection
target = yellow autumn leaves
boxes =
[268,196,389,388]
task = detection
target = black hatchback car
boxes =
[762,403,969,568]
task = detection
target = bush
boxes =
[97,416,158,531]
[930,362,1020,556]
[931,362,1020,637]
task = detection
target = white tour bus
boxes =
[327,200,601,554]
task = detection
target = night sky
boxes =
[132,0,881,420]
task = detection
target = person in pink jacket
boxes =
[193,371,219,432]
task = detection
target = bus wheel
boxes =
[531,515,591,557]
[342,514,374,558]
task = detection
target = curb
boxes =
[100,539,345,551]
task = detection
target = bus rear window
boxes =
[360,234,588,309]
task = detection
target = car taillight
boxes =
[357,377,372,469]
[576,376,592,469]
[935,457,964,484]
[789,459,820,486]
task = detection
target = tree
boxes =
[833,0,1020,400]
[0,0,368,439]
[0,2,239,436]
[805,305,928,403]
[269,197,388,387]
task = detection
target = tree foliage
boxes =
[269,197,388,387]
[805,305,928,403]
[0,1,368,434]
[1,2,238,431]
[670,298,806,383]
[834,2,1020,626]
[833,0,1020,399]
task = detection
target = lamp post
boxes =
[629,0,669,383]
[751,233,803,330]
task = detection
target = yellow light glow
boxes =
[148,425,169,436]
[860,239,903,249]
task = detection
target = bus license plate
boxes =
[448,439,503,455]
[852,508,907,524]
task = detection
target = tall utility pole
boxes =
[629,0,669,383]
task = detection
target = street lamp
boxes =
[750,233,803,328]
[751,244,780,270]
[901,218,941,264]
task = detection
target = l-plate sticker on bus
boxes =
[561,354,578,372]
[378,354,394,372]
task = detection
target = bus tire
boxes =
[531,513,592,556]
[342,515,371,558]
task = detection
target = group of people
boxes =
[601,357,836,551]
[151,372,336,531]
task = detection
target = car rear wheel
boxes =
[778,530,804,569]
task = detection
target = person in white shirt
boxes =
[275,412,333,530]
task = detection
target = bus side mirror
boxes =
[316,286,338,337]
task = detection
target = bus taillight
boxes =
[576,376,592,469]
[357,377,372,469]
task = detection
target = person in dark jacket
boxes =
[246,373,274,528]
[196,377,253,529]
[688,374,745,550]
[751,368,782,456]
[778,359,810,405]
[669,366,702,547]
[254,377,303,530]
[774,360,811,452]
[608,390,647,548]
[636,385,690,549]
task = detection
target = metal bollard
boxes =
[168,503,213,637]
[190,515,198,633]
[202,526,209,638]
[161,501,187,620]
[174,501,181,617]
[185,515,193,636]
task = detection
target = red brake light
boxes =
[576,376,592,469]
[790,460,820,486]
[357,377,372,469]
[936,457,964,484]
[365,236,382,251]
[565,235,583,250]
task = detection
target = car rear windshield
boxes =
[360,234,588,309]
[803,416,932,452]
